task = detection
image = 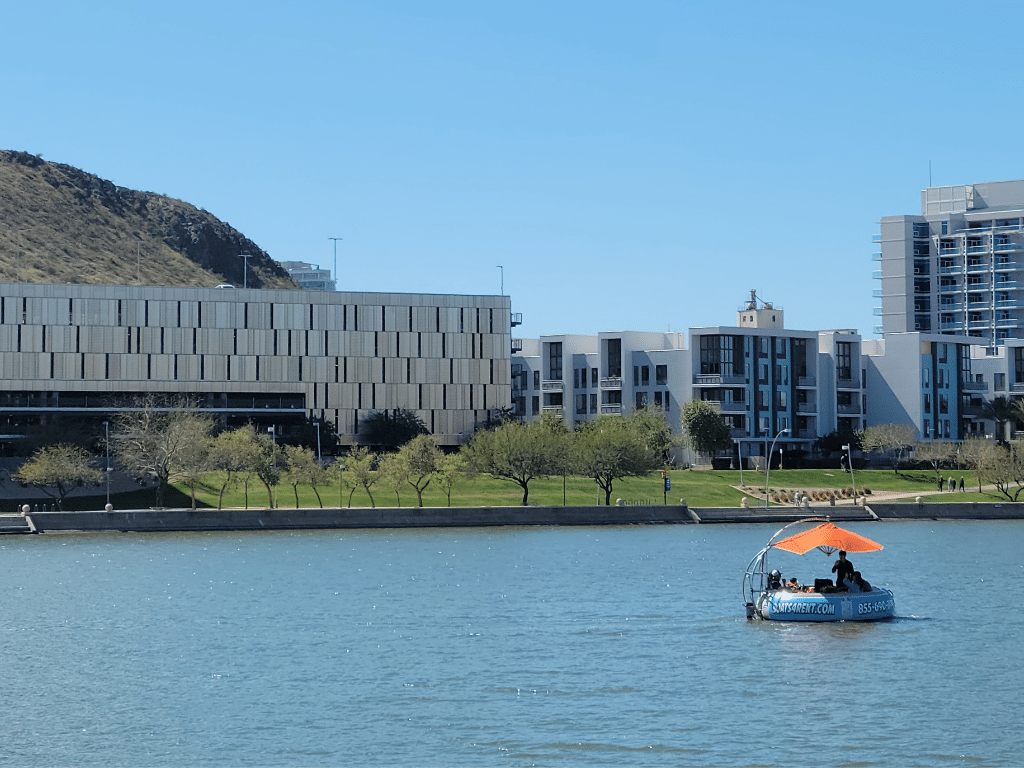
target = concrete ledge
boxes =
[25,505,693,533]
[22,502,1024,534]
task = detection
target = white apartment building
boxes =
[875,180,1024,344]
[0,283,511,449]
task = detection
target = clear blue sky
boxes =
[5,1,1024,340]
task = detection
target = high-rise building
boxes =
[875,180,1024,344]
[280,261,337,291]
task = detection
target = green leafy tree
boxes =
[984,396,1018,444]
[630,405,676,463]
[396,434,443,507]
[253,432,283,508]
[815,428,861,459]
[572,415,662,505]
[361,409,428,452]
[859,423,917,474]
[377,452,408,507]
[343,446,378,508]
[112,395,215,507]
[436,451,468,507]
[464,419,570,505]
[282,445,329,508]
[680,399,733,460]
[209,426,262,510]
[15,444,103,510]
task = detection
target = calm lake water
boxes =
[2,520,1023,767]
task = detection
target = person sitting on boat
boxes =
[784,577,801,591]
[849,571,872,593]
[767,570,783,590]
[832,550,854,591]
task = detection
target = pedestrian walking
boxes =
[959,476,965,492]
[938,477,944,492]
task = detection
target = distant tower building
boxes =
[875,180,1024,345]
[280,261,337,291]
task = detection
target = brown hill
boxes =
[0,150,297,290]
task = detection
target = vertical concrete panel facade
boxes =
[0,283,511,447]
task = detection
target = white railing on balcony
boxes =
[542,380,563,391]
[600,405,622,414]
[600,377,622,389]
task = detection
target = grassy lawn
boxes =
[133,466,1006,510]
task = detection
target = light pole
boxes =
[843,443,858,502]
[103,420,110,506]
[240,254,252,289]
[329,238,343,290]
[764,428,790,507]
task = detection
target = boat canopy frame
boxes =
[742,516,832,611]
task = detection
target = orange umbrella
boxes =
[772,522,883,556]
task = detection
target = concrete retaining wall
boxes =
[22,502,1024,534]
[25,504,693,533]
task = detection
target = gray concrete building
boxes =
[875,180,1024,344]
[0,283,511,450]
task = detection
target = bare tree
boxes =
[112,395,214,507]
[913,440,958,482]
[859,423,917,474]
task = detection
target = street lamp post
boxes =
[240,254,251,289]
[764,428,790,507]
[843,443,858,502]
[104,420,110,507]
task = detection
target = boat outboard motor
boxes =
[767,570,782,590]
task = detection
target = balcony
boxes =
[939,264,961,274]
[940,320,963,330]
[996,300,1020,309]
[510,312,523,327]
[837,403,861,415]
[511,338,523,353]
[542,380,563,391]
[966,262,988,273]
[962,379,987,392]
[796,402,817,414]
[729,428,748,439]
[707,400,746,413]
[600,405,622,415]
[693,373,745,386]
[961,404,985,417]
[796,376,817,387]
[994,240,1020,252]
[600,376,622,389]
[836,378,859,390]
[966,244,988,255]
[938,283,960,293]
[872,270,882,279]
[995,281,1019,290]
[541,406,563,416]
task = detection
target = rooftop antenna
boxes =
[929,160,932,188]
[497,265,504,295]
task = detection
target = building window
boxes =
[576,394,587,415]
[591,367,598,387]
[574,368,580,389]
[532,396,539,415]
[633,366,639,386]
[635,392,647,409]
[836,341,852,381]
[548,342,562,380]
[606,338,621,378]
[656,365,667,385]
[641,365,650,386]
[995,372,1006,391]
[534,371,540,390]
[939,395,948,414]
[590,393,597,414]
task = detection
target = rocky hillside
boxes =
[0,150,296,289]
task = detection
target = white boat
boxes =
[742,517,896,622]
